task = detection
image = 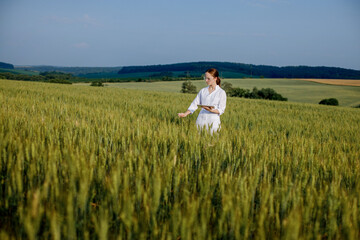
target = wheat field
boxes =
[1,79,359,239]
[103,78,360,107]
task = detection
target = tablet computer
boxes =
[197,104,215,108]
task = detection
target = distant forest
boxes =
[0,62,14,69]
[118,62,360,79]
[15,66,122,75]
[4,61,360,80]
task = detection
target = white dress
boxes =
[188,85,227,133]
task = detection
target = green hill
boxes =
[15,62,360,80]
[118,61,360,79]
[0,61,14,69]
[16,66,122,76]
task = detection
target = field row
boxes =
[1,80,359,239]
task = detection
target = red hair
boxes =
[206,68,221,87]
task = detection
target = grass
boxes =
[99,78,360,107]
[1,79,359,239]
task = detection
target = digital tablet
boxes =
[197,104,215,108]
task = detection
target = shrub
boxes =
[319,98,339,106]
[90,81,104,87]
[250,87,261,99]
[258,88,287,101]
[230,88,251,98]
[221,82,233,93]
[225,85,287,101]
[47,79,72,84]
[181,80,197,94]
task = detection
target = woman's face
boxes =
[204,72,216,86]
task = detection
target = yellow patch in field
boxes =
[299,79,360,86]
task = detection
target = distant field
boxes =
[94,78,360,107]
[299,79,360,86]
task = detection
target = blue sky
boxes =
[0,0,359,69]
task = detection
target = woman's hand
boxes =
[178,110,191,118]
[202,106,214,112]
[201,106,220,114]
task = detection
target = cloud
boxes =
[73,42,90,48]
[80,14,101,27]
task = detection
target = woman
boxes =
[178,68,227,133]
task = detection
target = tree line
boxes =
[0,62,14,69]
[119,61,360,79]
[181,81,288,101]
[8,61,360,80]
[0,71,75,84]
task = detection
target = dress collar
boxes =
[207,85,219,95]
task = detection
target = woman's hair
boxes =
[206,68,221,86]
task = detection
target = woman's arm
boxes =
[178,91,201,117]
[178,110,191,118]
[214,91,227,115]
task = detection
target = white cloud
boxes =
[80,14,101,27]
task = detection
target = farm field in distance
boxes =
[298,79,360,86]
[99,78,360,107]
[1,79,360,239]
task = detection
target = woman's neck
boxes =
[208,84,216,93]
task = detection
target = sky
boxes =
[0,0,359,69]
